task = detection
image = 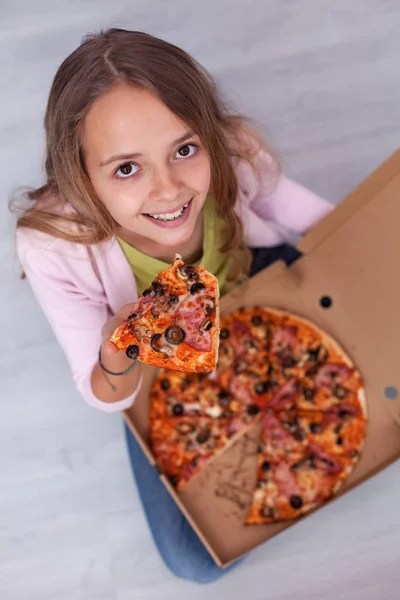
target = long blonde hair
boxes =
[15,29,279,279]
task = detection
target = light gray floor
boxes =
[1,1,400,598]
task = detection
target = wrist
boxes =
[100,345,136,372]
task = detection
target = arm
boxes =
[252,174,334,235]
[17,231,142,413]
[238,146,334,235]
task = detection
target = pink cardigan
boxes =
[16,151,333,413]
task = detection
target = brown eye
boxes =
[176,144,197,159]
[115,163,139,178]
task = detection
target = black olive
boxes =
[150,334,163,352]
[204,302,215,316]
[309,423,321,434]
[172,403,184,416]
[348,449,358,458]
[169,475,179,487]
[336,436,344,445]
[261,461,271,472]
[293,427,306,441]
[247,404,260,416]
[142,288,152,296]
[196,429,210,444]
[339,409,351,419]
[334,424,342,434]
[178,264,197,281]
[333,385,348,399]
[258,443,264,453]
[260,506,275,519]
[266,363,274,376]
[200,319,213,332]
[308,346,321,362]
[282,355,297,369]
[160,378,170,391]
[152,281,164,296]
[289,494,303,510]
[251,315,262,326]
[220,328,230,339]
[126,345,139,360]
[254,381,270,395]
[127,312,137,320]
[218,391,231,408]
[165,326,185,345]
[190,282,206,295]
[303,388,316,401]
[168,294,179,307]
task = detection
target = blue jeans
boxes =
[124,424,234,583]
[124,244,301,583]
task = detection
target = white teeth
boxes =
[147,202,189,222]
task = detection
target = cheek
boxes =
[186,156,211,192]
[92,176,146,219]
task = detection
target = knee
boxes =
[167,561,225,584]
[161,551,226,584]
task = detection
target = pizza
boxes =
[149,372,262,489]
[149,306,367,524]
[110,254,220,373]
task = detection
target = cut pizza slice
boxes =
[150,369,263,430]
[245,444,353,524]
[245,409,362,524]
[273,406,367,462]
[110,255,220,373]
[150,413,254,490]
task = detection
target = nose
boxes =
[148,164,181,203]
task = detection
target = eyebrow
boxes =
[99,130,197,167]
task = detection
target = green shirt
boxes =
[117,196,234,297]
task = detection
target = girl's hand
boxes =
[100,303,137,358]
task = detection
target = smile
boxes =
[144,200,191,222]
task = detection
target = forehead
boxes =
[82,84,188,158]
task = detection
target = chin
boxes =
[157,225,195,247]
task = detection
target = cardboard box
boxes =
[124,149,400,567]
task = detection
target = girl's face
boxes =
[82,84,211,248]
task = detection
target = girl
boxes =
[15,29,332,583]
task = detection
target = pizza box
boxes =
[123,148,400,568]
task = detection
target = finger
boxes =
[103,340,119,355]
[117,303,139,320]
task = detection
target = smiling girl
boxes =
[15,29,332,582]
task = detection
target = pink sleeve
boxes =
[238,145,333,234]
[17,231,141,413]
[252,175,334,234]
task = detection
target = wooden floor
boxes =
[1,0,400,597]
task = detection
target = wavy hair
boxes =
[15,29,279,280]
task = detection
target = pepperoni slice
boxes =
[271,325,298,354]
[261,412,300,452]
[268,378,298,410]
[309,442,343,474]
[175,295,212,352]
[315,363,353,389]
[274,461,302,497]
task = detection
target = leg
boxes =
[123,423,240,583]
[249,243,302,278]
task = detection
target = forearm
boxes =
[90,351,142,403]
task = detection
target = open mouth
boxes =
[144,199,191,222]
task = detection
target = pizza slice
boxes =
[274,406,367,462]
[245,413,353,524]
[150,369,262,430]
[110,255,220,373]
[150,413,252,490]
